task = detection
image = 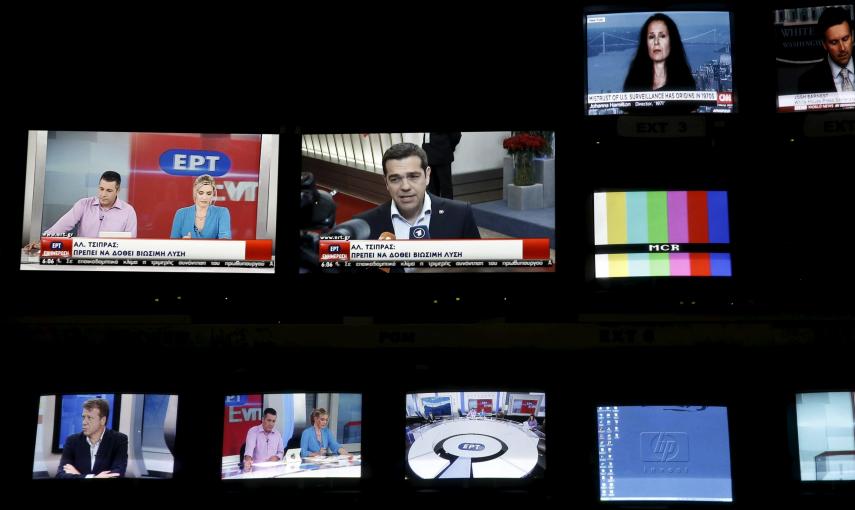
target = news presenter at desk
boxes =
[797,7,854,94]
[25,171,137,249]
[243,408,285,471]
[170,174,232,239]
[354,143,480,241]
[57,398,128,479]
[300,408,351,458]
[526,414,538,431]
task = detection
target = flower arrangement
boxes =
[503,132,548,186]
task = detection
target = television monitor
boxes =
[52,393,117,453]
[585,10,736,115]
[775,5,855,112]
[404,391,545,479]
[301,131,555,273]
[593,190,731,278]
[795,391,855,481]
[221,393,362,480]
[469,399,494,412]
[33,393,178,479]
[20,131,278,273]
[597,405,733,502]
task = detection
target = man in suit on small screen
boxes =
[355,143,480,241]
[57,398,128,478]
[798,7,854,93]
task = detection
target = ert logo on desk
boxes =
[159,149,231,177]
[458,442,486,451]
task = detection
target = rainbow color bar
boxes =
[593,191,731,277]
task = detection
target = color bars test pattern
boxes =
[594,191,731,277]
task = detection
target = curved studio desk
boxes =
[223,455,361,479]
[407,418,540,479]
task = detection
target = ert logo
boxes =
[640,432,689,462]
[159,149,231,177]
[458,442,486,451]
[50,242,63,249]
[329,245,341,253]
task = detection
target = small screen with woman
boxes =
[586,10,735,115]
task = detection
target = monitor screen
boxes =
[221,393,362,479]
[775,5,855,112]
[405,391,545,479]
[597,405,733,502]
[20,131,278,273]
[301,132,555,273]
[33,394,178,479]
[593,191,731,278]
[795,391,855,481]
[585,11,735,115]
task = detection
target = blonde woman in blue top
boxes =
[301,408,351,458]
[170,175,232,239]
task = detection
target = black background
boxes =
[4,1,854,508]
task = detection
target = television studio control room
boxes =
[6,2,854,509]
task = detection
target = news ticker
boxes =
[318,238,551,264]
[777,92,855,112]
[320,260,552,268]
[38,237,273,265]
[40,259,274,267]
[587,91,733,108]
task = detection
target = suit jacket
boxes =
[422,133,462,166]
[354,193,480,240]
[56,429,129,478]
[797,59,838,93]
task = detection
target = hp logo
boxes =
[641,432,688,462]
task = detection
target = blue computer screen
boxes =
[597,405,733,502]
[58,394,116,451]
[421,396,452,417]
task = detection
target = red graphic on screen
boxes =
[128,133,262,239]
[222,394,262,456]
[515,399,539,414]
[471,399,493,412]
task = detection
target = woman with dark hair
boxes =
[623,13,696,92]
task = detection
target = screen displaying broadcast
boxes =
[795,391,855,481]
[593,191,731,278]
[301,132,555,273]
[33,394,178,479]
[404,391,546,479]
[585,11,735,115]
[597,405,733,502]
[20,131,278,273]
[776,5,855,112]
[222,393,362,479]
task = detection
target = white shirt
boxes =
[828,55,855,93]
[85,429,105,476]
[390,192,432,240]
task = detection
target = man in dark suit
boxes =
[354,142,480,240]
[798,7,854,93]
[56,398,128,478]
[422,132,462,199]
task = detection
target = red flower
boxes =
[502,133,547,154]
